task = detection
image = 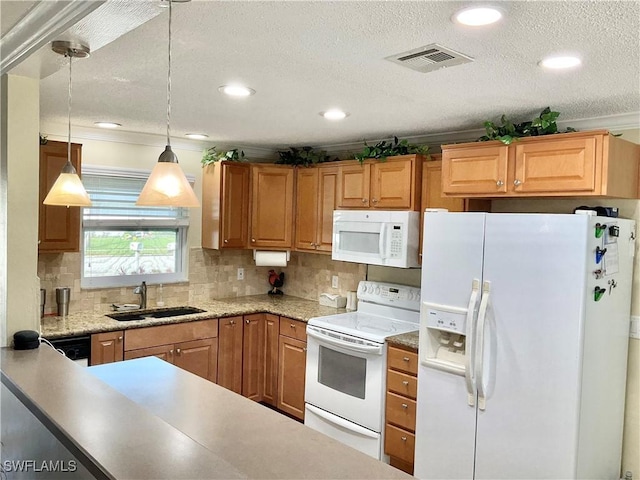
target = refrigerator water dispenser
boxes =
[420,303,470,375]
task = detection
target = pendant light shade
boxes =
[43,41,92,207]
[137,0,199,208]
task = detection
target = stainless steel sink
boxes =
[106,306,206,322]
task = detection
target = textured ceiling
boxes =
[29,1,640,148]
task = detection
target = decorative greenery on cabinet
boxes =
[478,107,576,145]
[354,136,429,163]
[201,147,246,166]
[276,146,335,167]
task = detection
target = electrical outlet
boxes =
[237,268,244,281]
[332,275,339,289]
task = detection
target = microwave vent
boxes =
[386,43,473,73]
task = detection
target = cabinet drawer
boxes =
[387,369,418,399]
[384,424,415,464]
[124,319,218,351]
[386,392,417,431]
[279,317,307,342]
[387,346,418,375]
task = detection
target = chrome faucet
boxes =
[133,281,147,309]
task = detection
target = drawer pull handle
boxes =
[403,357,410,362]
[401,436,407,442]
[402,380,409,386]
[401,403,408,409]
[290,324,296,328]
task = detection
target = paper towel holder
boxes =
[253,250,290,267]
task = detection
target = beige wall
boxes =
[4,75,41,343]
[491,127,640,476]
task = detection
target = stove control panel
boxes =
[357,281,421,310]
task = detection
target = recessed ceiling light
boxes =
[94,122,121,129]
[539,56,582,69]
[185,133,209,140]
[321,109,349,120]
[218,85,256,97]
[453,6,502,26]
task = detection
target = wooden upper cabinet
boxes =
[38,141,82,252]
[337,155,423,210]
[337,162,370,208]
[294,164,338,253]
[441,144,509,196]
[441,130,639,198]
[250,165,294,248]
[202,162,250,249]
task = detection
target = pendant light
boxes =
[43,41,92,207]
[137,0,199,208]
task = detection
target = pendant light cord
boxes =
[166,0,172,147]
[67,50,72,166]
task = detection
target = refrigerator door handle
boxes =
[464,278,481,407]
[475,280,492,411]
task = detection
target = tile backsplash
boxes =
[38,248,367,315]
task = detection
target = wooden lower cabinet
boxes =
[385,345,418,475]
[217,314,279,405]
[90,331,124,365]
[122,319,218,382]
[262,314,280,406]
[277,317,307,421]
[173,338,218,382]
[217,316,244,394]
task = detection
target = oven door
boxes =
[304,325,386,432]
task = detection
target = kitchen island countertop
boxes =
[41,294,346,339]
[1,347,411,480]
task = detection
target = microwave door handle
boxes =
[379,224,387,259]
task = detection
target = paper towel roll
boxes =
[254,250,289,267]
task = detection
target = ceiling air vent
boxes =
[386,43,473,73]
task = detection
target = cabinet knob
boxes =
[303,347,307,352]
[372,198,378,204]
[170,349,174,354]
[403,356,410,362]
[245,319,250,324]
[361,198,367,203]
[496,180,504,187]
[514,179,522,186]
[224,239,228,243]
[230,319,235,325]
[310,242,315,247]
[401,436,407,442]
[290,324,296,329]
[118,336,123,341]
[176,348,181,354]
[402,380,409,386]
[401,403,408,409]
[251,238,256,242]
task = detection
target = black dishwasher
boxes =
[47,335,91,366]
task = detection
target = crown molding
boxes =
[317,111,640,157]
[39,122,277,159]
[41,111,639,162]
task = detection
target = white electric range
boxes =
[304,281,420,460]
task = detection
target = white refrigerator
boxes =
[414,212,636,480]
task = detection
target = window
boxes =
[81,166,193,288]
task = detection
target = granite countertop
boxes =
[387,331,419,351]
[1,347,411,480]
[41,294,346,339]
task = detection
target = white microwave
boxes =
[332,210,420,268]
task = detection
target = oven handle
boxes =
[306,327,383,355]
[306,404,379,439]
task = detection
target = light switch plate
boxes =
[237,268,244,281]
[332,275,339,289]
[630,316,639,339]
